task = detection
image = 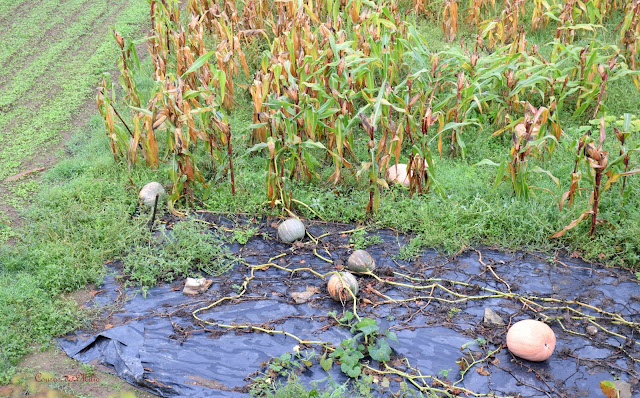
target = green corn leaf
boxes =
[181,50,216,78]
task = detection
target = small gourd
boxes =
[347,250,376,274]
[506,319,556,361]
[327,272,359,302]
[277,218,306,243]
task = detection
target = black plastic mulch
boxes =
[59,214,640,397]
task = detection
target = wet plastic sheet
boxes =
[59,215,640,397]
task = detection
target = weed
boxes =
[438,368,452,379]
[122,219,237,294]
[326,312,397,378]
[448,307,462,318]
[349,229,383,250]
[396,236,428,261]
[232,226,258,245]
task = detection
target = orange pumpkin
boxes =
[327,272,359,302]
[506,319,556,361]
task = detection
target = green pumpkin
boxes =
[277,218,306,243]
[347,250,376,273]
[327,272,359,302]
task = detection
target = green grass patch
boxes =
[122,218,237,295]
[0,0,150,381]
[0,117,155,382]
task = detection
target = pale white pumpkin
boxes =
[386,164,410,187]
[139,182,166,207]
[277,218,306,243]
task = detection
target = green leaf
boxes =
[369,339,392,362]
[386,331,398,343]
[531,166,560,190]
[343,363,361,378]
[280,353,292,361]
[247,143,268,153]
[127,106,153,115]
[320,354,333,371]
[300,140,326,150]
[371,80,387,128]
[599,380,618,398]
[493,160,508,191]
[623,113,632,132]
[355,318,378,336]
[340,311,354,323]
[181,50,216,78]
[474,159,501,167]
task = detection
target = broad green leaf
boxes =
[623,113,632,132]
[247,143,268,153]
[532,166,560,190]
[356,318,378,336]
[320,354,333,371]
[369,339,392,362]
[300,140,326,150]
[474,159,501,167]
[494,160,508,190]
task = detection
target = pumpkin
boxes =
[277,218,306,243]
[327,272,359,302]
[139,182,166,207]
[347,250,376,273]
[506,319,556,361]
[386,164,410,187]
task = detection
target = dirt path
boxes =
[0,0,160,395]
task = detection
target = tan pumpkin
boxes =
[327,272,359,302]
[347,250,376,274]
[385,164,410,187]
[506,319,556,361]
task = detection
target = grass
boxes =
[0,116,155,382]
[1,0,640,391]
[122,218,237,295]
[0,0,149,241]
[0,0,151,384]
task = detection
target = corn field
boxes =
[99,0,640,237]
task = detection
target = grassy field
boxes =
[0,0,155,393]
[1,0,640,396]
[0,0,149,240]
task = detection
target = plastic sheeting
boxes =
[59,215,640,397]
